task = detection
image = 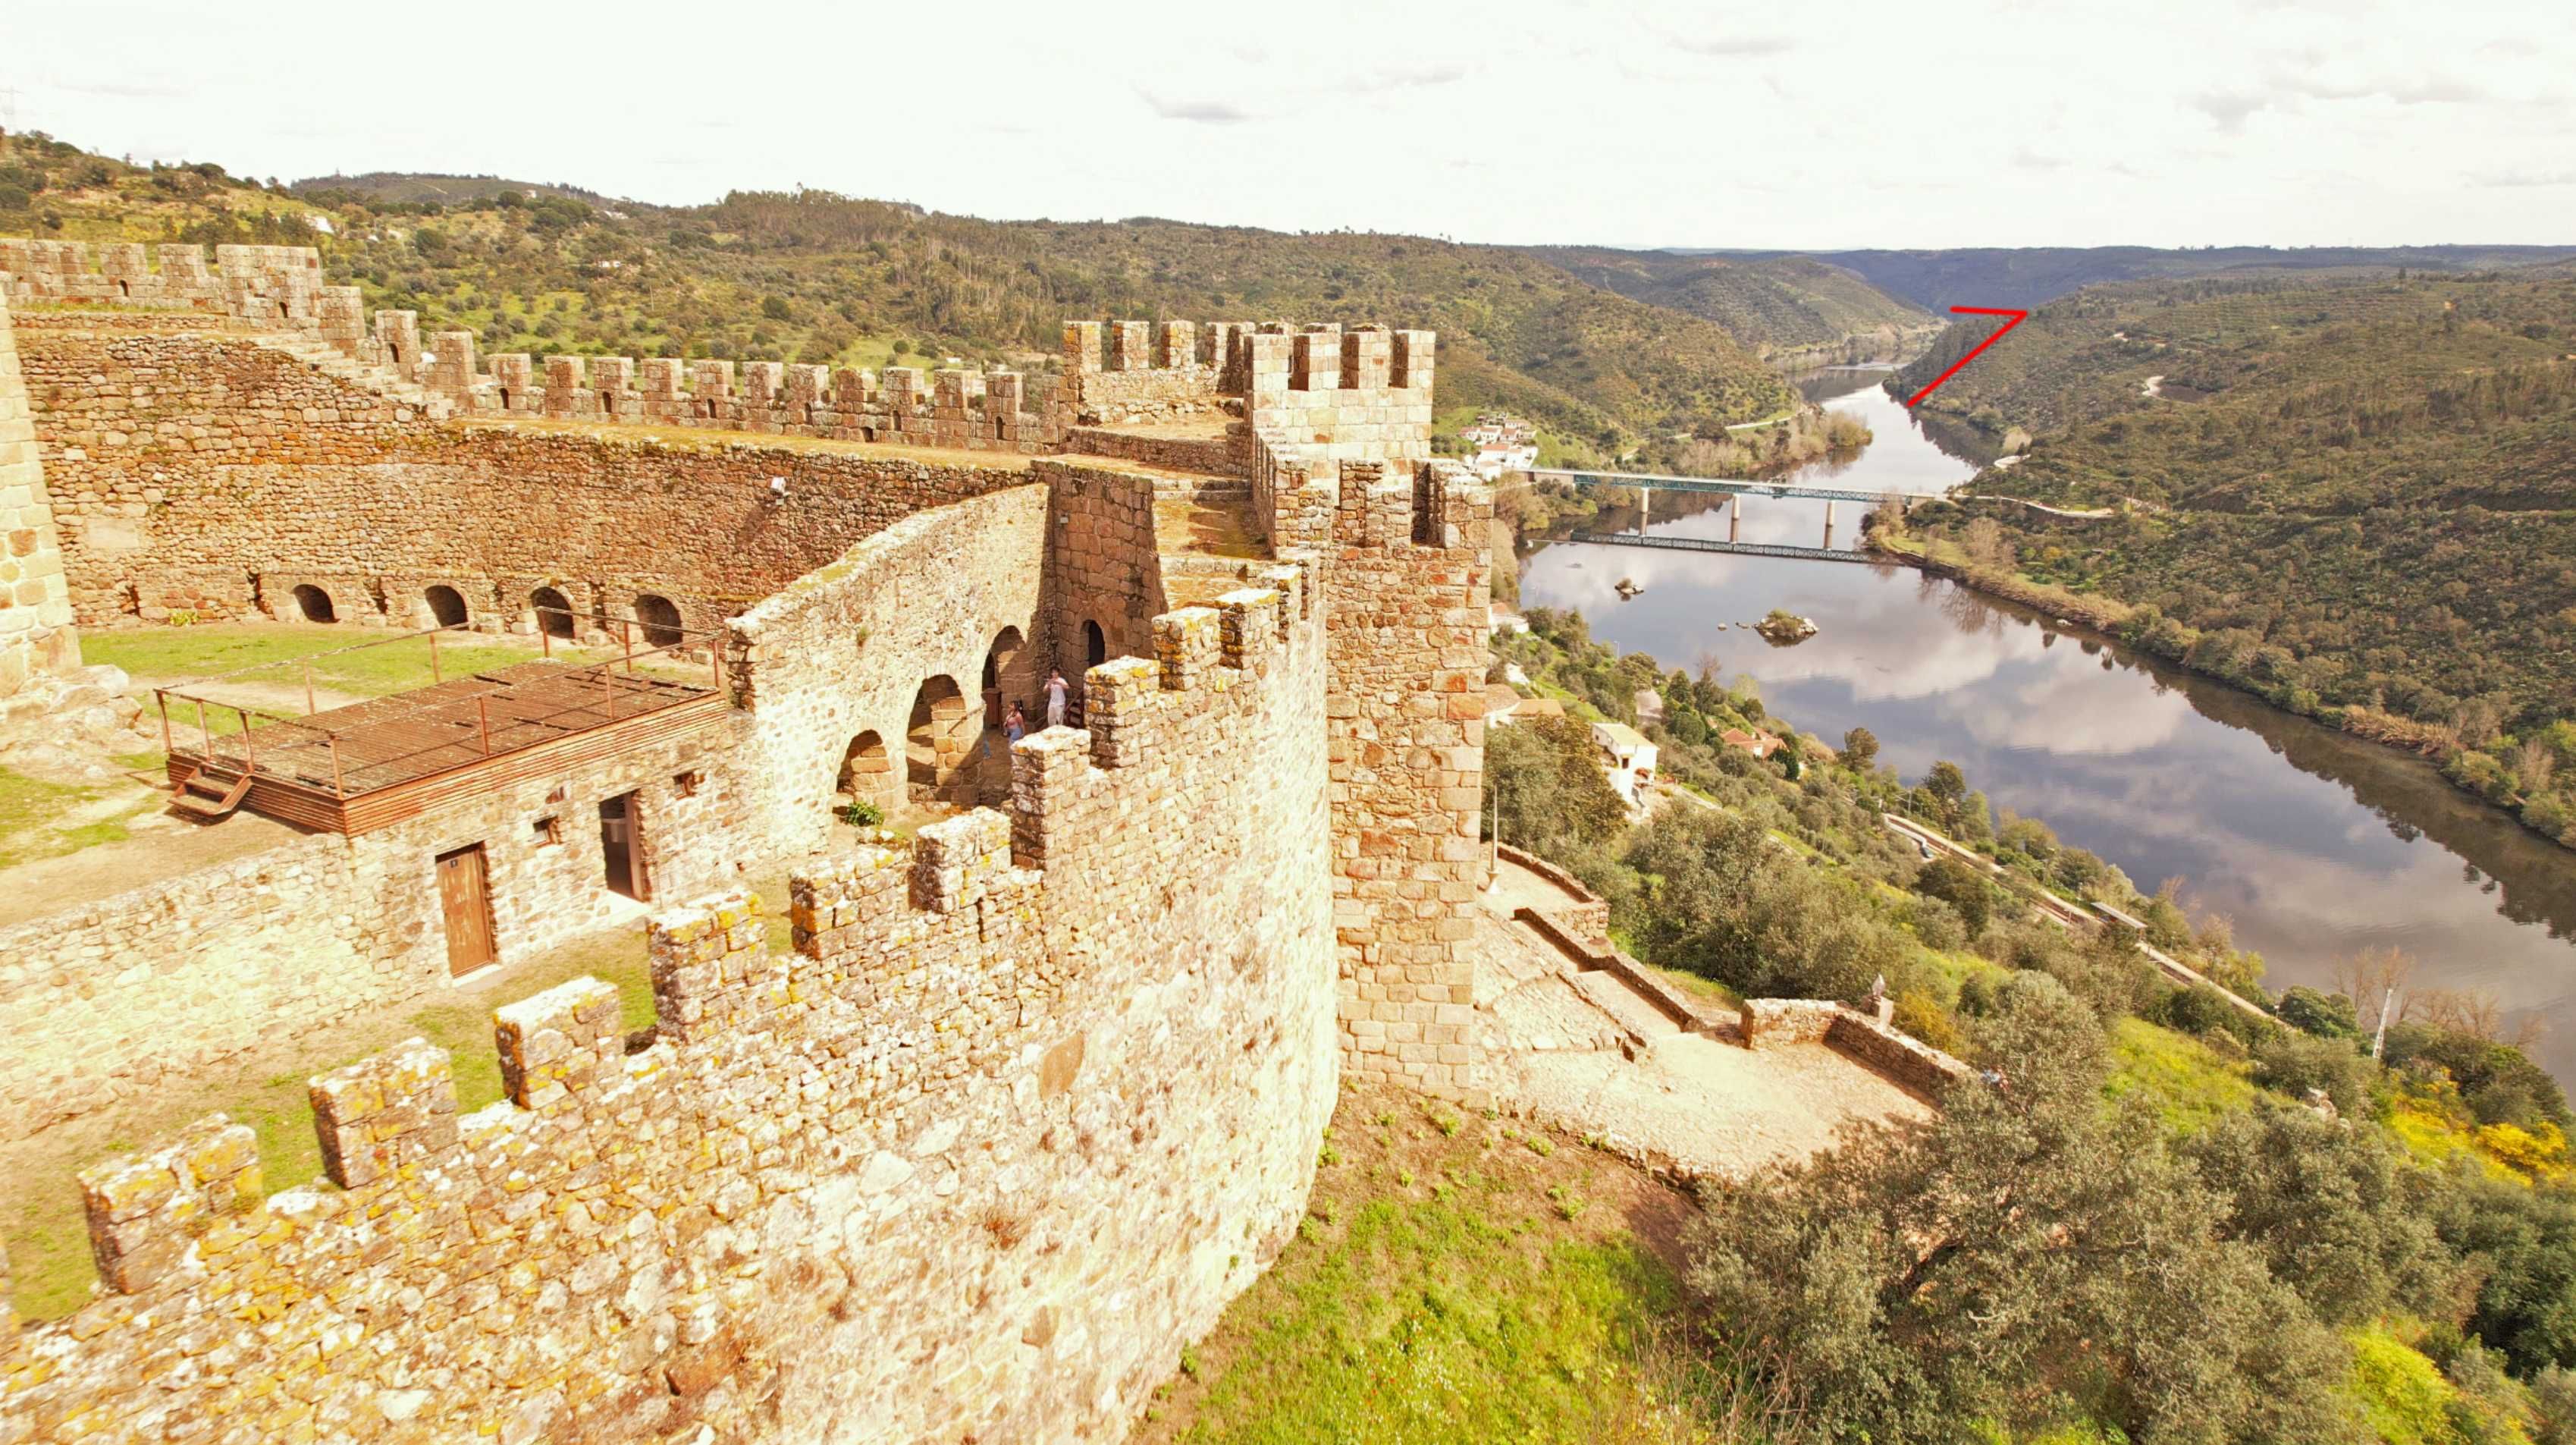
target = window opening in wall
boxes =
[435,843,498,977]
[599,791,649,901]
[425,584,469,629]
[635,593,684,649]
[532,587,576,639]
[673,770,703,798]
[292,583,337,624]
[533,815,562,847]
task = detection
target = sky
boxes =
[8,0,2574,249]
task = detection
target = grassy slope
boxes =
[1522,247,1937,360]
[1131,1085,1721,1445]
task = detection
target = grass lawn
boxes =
[2104,1016,2257,1135]
[1131,1085,1736,1444]
[0,766,158,869]
[84,622,633,697]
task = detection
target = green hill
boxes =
[1888,271,2576,845]
[0,137,1797,448]
[1782,244,2576,313]
[1523,246,1937,362]
[290,173,621,208]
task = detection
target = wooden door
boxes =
[599,792,649,901]
[436,845,497,976]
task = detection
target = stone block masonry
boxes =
[1320,458,1495,1103]
[0,712,758,1145]
[0,572,1333,1444]
[0,284,80,693]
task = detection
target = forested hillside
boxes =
[1881,271,2576,849]
[1784,244,2576,313]
[0,133,1799,449]
[1521,246,1937,362]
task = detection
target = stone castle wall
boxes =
[0,573,1334,1444]
[0,711,755,1145]
[1316,459,1492,1101]
[13,319,1037,633]
[0,285,80,693]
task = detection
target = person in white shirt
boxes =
[1044,668,1069,728]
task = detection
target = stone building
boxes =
[0,243,1489,1442]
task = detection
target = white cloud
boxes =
[2,0,2568,247]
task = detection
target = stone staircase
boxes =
[241,330,455,420]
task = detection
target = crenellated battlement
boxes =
[423,339,1056,454]
[4,548,1336,1440]
[0,239,326,325]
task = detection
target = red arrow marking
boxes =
[1904,306,2029,408]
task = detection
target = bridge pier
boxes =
[1823,499,1835,548]
[1637,485,1650,535]
[1729,493,1741,542]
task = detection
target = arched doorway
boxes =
[635,593,684,648]
[983,626,1025,727]
[1083,619,1107,669]
[836,730,892,820]
[906,676,974,807]
[292,584,337,624]
[425,585,469,629]
[532,587,576,639]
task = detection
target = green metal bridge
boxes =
[1520,467,1952,504]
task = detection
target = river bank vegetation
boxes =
[1881,270,2576,853]
[1475,608,2576,1441]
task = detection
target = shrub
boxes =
[835,799,884,828]
[2251,1032,2374,1117]
[2277,985,2361,1041]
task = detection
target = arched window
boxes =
[634,594,684,648]
[292,583,337,624]
[425,585,469,629]
[531,587,576,639]
[1084,619,1106,669]
[906,676,973,806]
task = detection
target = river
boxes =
[1514,366,2576,1081]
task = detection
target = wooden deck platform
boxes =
[165,660,728,835]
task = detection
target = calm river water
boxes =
[1516,367,2576,1080]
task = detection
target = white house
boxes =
[1591,721,1658,805]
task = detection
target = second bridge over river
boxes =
[1516,466,1954,559]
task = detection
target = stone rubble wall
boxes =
[441,345,1056,455]
[1062,424,1241,476]
[0,571,1333,1445]
[13,320,1034,633]
[726,485,1052,856]
[1740,997,1972,1097]
[0,241,322,327]
[0,284,80,694]
[1319,458,1493,1102]
[0,713,757,1145]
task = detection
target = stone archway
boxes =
[292,584,337,624]
[983,625,1026,727]
[905,676,976,808]
[836,730,893,819]
[425,585,469,629]
[532,587,576,639]
[635,594,685,648]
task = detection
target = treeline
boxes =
[1489,609,2576,1440]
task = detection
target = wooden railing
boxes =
[154,618,726,799]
